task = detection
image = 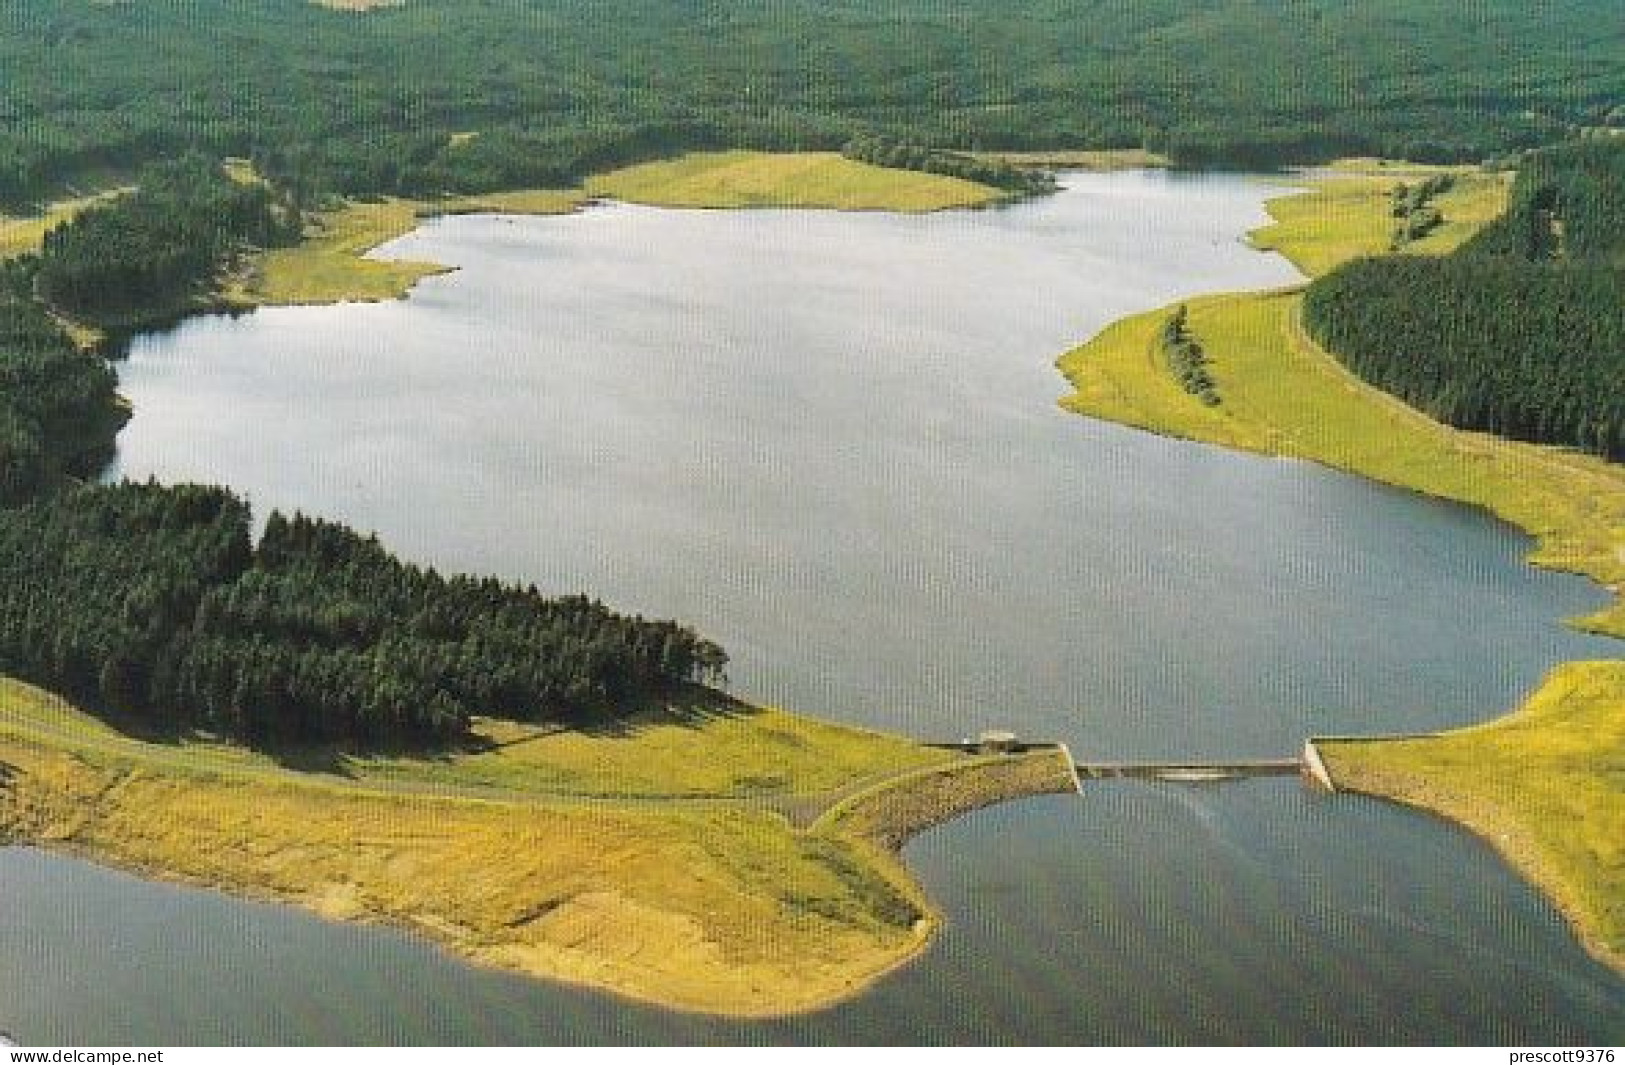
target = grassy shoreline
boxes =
[0,678,1072,1016]
[4,152,1004,316]
[1057,165,1625,976]
[1318,662,1625,975]
[218,151,1004,310]
[1058,170,1625,637]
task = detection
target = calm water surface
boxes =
[5,172,1620,1042]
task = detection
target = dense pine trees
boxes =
[35,158,297,330]
[0,484,728,746]
[1303,139,1625,459]
[1463,139,1625,261]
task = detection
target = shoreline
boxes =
[0,150,1066,1020]
[1056,169,1625,977]
[210,151,1012,314]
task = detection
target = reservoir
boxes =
[7,172,1621,1042]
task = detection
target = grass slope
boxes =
[0,678,1080,1015]
[586,151,1002,212]
[1320,662,1625,974]
[1057,163,1625,976]
[352,698,951,800]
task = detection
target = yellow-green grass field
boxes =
[1058,165,1625,975]
[222,189,586,308]
[350,697,953,800]
[0,677,1076,1014]
[221,198,449,307]
[1320,661,1625,975]
[585,151,1003,212]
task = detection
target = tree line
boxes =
[1303,139,1625,459]
[2,0,1619,209]
[0,261,125,503]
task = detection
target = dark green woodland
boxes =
[35,157,299,330]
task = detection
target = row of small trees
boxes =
[1160,306,1220,407]
[1389,174,1453,248]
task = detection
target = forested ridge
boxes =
[841,136,1056,196]
[1304,138,1625,458]
[1,0,1620,207]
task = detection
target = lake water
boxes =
[5,171,1620,1043]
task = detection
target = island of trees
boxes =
[1304,138,1625,459]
